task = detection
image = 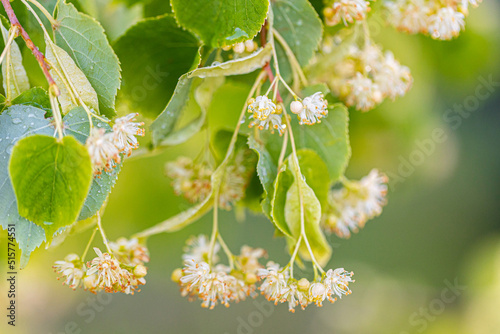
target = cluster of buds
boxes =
[326,44,412,111]
[323,0,371,26]
[173,235,266,309]
[52,238,149,295]
[222,40,259,55]
[247,96,286,135]
[165,157,213,203]
[322,169,388,238]
[385,0,481,40]
[85,113,144,174]
[290,92,329,125]
[258,262,354,312]
[166,150,255,210]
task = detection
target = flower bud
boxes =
[171,268,183,283]
[83,274,97,290]
[290,101,303,114]
[65,253,80,263]
[297,278,310,291]
[245,272,258,284]
[245,40,257,53]
[133,264,148,278]
[323,7,334,18]
[233,42,245,54]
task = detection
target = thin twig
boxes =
[1,0,59,95]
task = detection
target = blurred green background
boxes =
[1,1,500,333]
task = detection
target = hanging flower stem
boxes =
[0,0,59,94]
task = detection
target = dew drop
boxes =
[12,118,22,124]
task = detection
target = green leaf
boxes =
[0,105,54,267]
[271,165,294,237]
[248,135,278,219]
[46,41,99,114]
[160,76,224,146]
[285,157,331,266]
[150,74,193,146]
[150,38,269,147]
[10,87,51,112]
[189,43,272,78]
[295,148,329,209]
[114,15,200,118]
[170,0,269,48]
[1,25,30,100]
[0,94,5,111]
[272,0,322,67]
[54,1,121,118]
[293,103,350,183]
[9,135,93,238]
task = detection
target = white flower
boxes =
[457,0,481,15]
[322,169,388,238]
[120,268,146,295]
[219,164,248,209]
[182,235,220,264]
[180,259,211,292]
[86,128,121,173]
[375,51,413,100]
[199,271,230,309]
[258,262,288,303]
[112,113,145,156]
[178,258,257,308]
[237,245,266,275]
[386,0,430,34]
[345,73,383,111]
[249,113,286,135]
[428,7,465,40]
[86,248,124,291]
[281,282,303,313]
[294,92,329,125]
[247,96,277,121]
[53,254,85,290]
[324,268,354,299]
[165,157,212,203]
[109,237,150,266]
[324,0,370,26]
[309,282,328,307]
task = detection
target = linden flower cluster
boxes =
[222,40,258,55]
[172,235,266,309]
[328,44,412,111]
[258,263,354,312]
[385,0,482,40]
[247,96,286,135]
[323,0,371,26]
[165,157,212,203]
[165,150,255,210]
[173,236,355,311]
[52,238,149,295]
[85,113,145,174]
[290,92,329,125]
[322,169,388,238]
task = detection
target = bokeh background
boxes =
[1,0,500,333]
